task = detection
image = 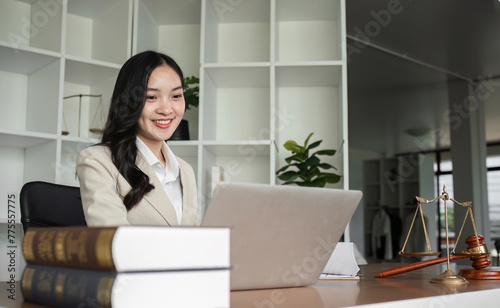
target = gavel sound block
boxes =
[458,235,499,279]
[376,235,500,279]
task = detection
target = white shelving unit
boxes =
[61,0,133,187]
[0,0,133,214]
[1,0,348,219]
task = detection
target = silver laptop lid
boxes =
[201,182,362,290]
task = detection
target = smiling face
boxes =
[136,64,185,152]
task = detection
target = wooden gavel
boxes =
[376,234,491,278]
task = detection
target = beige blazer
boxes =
[76,145,200,227]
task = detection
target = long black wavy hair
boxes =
[101,51,184,211]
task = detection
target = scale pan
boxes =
[399,252,441,257]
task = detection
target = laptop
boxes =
[201,182,362,291]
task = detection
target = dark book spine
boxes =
[22,265,116,308]
[22,226,118,270]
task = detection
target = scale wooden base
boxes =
[459,267,500,280]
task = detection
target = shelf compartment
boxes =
[202,66,271,141]
[275,64,342,87]
[0,0,63,53]
[275,65,343,187]
[203,0,270,63]
[66,0,132,65]
[181,108,200,141]
[134,0,202,140]
[59,140,95,186]
[167,142,199,176]
[135,0,201,77]
[201,142,271,189]
[0,144,56,208]
[65,58,120,85]
[63,59,119,139]
[0,50,60,134]
[202,140,272,156]
[0,129,56,148]
[24,140,58,183]
[0,43,60,75]
[0,146,29,204]
[198,142,271,210]
[275,0,342,62]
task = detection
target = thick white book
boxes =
[22,264,230,308]
[22,226,230,272]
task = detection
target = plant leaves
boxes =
[184,76,200,85]
[307,140,322,151]
[318,163,337,170]
[304,132,314,148]
[278,132,339,188]
[309,167,321,178]
[183,76,199,111]
[306,155,320,167]
[285,154,304,164]
[297,178,326,187]
[314,149,336,156]
[276,165,291,174]
[283,140,303,153]
[296,162,309,173]
[282,181,300,185]
[311,178,327,187]
[317,173,342,184]
[277,171,300,181]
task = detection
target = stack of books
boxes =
[21,226,231,307]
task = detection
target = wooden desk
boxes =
[231,263,500,307]
[2,263,500,307]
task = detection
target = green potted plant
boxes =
[276,132,341,187]
[170,76,199,140]
[183,76,200,111]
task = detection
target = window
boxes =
[434,145,500,252]
[487,156,500,240]
[435,154,454,251]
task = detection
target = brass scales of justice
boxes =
[62,94,105,136]
[375,185,499,284]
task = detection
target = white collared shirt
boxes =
[136,137,183,224]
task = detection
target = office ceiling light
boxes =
[404,127,433,137]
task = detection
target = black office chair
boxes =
[20,181,87,232]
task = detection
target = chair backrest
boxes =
[20,181,87,232]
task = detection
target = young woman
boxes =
[77,51,200,226]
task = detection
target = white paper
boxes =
[322,242,360,276]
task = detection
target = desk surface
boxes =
[2,263,500,307]
[232,263,500,307]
